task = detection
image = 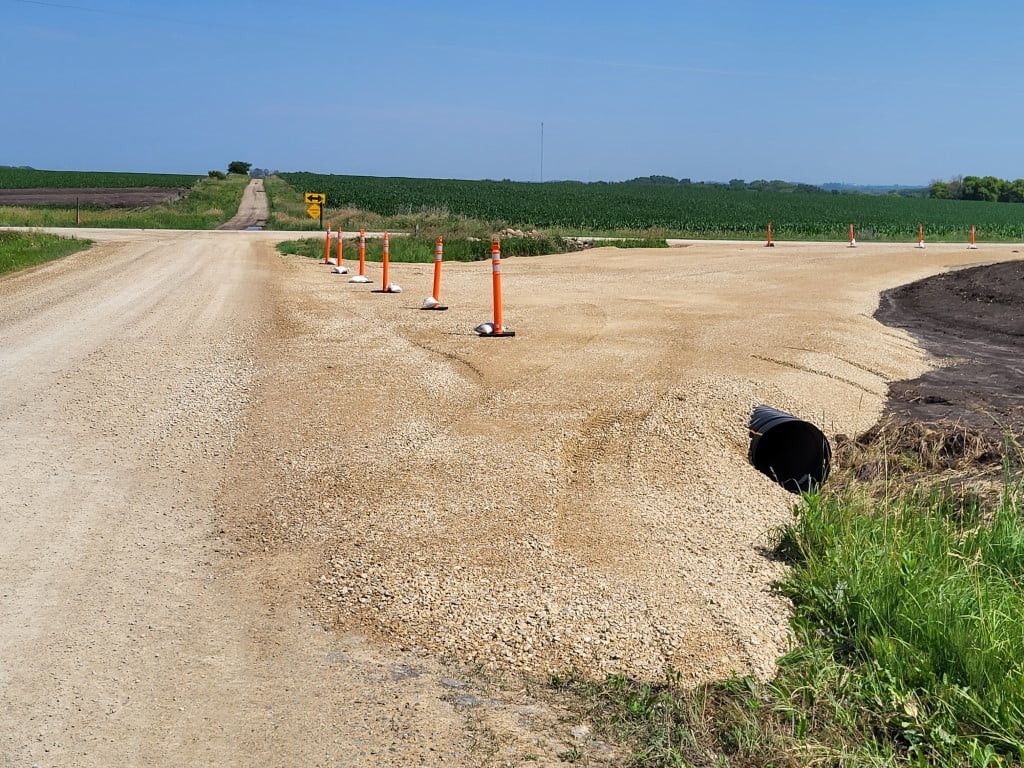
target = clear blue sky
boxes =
[3,0,1021,185]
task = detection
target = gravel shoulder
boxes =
[3,231,1021,765]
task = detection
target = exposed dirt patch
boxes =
[0,187,186,206]
[874,259,1024,445]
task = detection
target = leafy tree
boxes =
[1006,179,1024,203]
[961,175,1007,202]
[227,161,252,176]
[208,170,226,180]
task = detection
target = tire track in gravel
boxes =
[3,232,590,768]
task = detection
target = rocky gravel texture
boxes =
[6,228,1022,766]
[230,239,1024,686]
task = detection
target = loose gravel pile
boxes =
[232,241,1021,684]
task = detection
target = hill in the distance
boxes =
[821,182,928,196]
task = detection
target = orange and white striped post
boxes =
[916,223,925,248]
[969,225,978,249]
[765,222,774,247]
[331,229,348,273]
[324,224,332,263]
[372,231,400,293]
[359,229,366,276]
[420,236,448,310]
[347,228,370,283]
[476,239,515,337]
[432,236,443,300]
[849,224,856,248]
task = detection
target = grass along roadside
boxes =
[265,174,509,238]
[0,230,92,275]
[276,234,668,264]
[554,471,1024,767]
[0,174,249,229]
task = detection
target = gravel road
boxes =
[3,230,1021,765]
[216,178,268,230]
[0,230,562,767]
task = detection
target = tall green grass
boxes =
[778,483,1024,758]
[0,175,248,229]
[558,476,1024,767]
[0,231,92,275]
[276,234,573,262]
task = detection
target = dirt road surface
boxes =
[217,179,268,230]
[0,188,186,207]
[2,230,1021,766]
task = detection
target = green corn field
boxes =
[0,168,201,189]
[280,172,1024,241]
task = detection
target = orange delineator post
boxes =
[324,225,332,264]
[381,232,390,289]
[358,229,367,276]
[849,223,856,247]
[765,222,773,247]
[917,223,925,248]
[969,225,978,249]
[477,239,514,336]
[432,236,443,300]
[336,230,343,267]
[492,239,504,330]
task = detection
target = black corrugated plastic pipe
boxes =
[748,405,831,494]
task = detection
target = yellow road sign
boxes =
[306,203,321,219]
[304,192,326,204]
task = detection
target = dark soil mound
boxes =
[874,259,1024,447]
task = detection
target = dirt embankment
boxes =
[873,259,1024,440]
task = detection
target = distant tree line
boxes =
[622,176,824,194]
[930,175,1024,203]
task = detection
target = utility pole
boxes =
[540,121,544,183]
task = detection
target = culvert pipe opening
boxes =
[748,405,831,494]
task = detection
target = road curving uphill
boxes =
[216,177,268,230]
